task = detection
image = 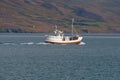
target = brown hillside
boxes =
[0,0,120,33]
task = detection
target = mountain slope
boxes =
[0,0,120,33]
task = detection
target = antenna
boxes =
[72,18,74,36]
[55,25,58,30]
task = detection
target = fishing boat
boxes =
[45,19,83,44]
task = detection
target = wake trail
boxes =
[0,42,86,46]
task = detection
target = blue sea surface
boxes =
[0,33,120,80]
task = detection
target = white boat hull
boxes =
[45,40,81,44]
[45,37,83,44]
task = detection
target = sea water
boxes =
[0,33,120,80]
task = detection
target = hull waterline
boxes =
[45,41,81,44]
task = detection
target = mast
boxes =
[72,18,74,36]
[55,25,58,30]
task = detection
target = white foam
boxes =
[36,42,50,45]
[79,42,86,45]
[20,42,34,45]
[3,43,16,45]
